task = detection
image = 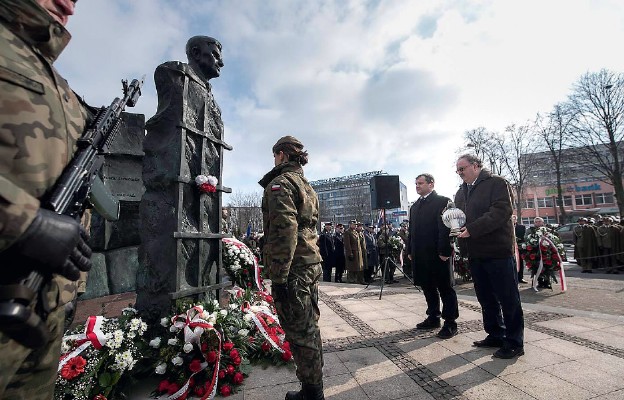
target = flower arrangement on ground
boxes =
[54,308,148,400]
[150,301,252,398]
[222,237,264,290]
[522,226,567,291]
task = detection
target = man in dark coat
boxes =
[364,224,379,283]
[318,222,335,282]
[333,223,346,283]
[454,154,524,359]
[407,174,458,339]
[512,215,528,284]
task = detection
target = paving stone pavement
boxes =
[77,260,624,399]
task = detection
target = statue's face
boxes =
[192,42,224,80]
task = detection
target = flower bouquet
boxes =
[387,235,405,259]
[227,287,293,367]
[522,226,567,291]
[222,237,264,290]
[150,301,252,398]
[54,308,148,400]
[195,175,218,193]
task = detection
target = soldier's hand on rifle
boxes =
[11,209,92,280]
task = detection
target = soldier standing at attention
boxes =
[317,222,335,282]
[0,0,93,398]
[259,136,325,400]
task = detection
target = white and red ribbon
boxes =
[58,316,107,372]
[168,308,222,400]
[247,306,287,353]
[533,236,566,292]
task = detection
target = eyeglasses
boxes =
[456,164,473,173]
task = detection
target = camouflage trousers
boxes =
[0,284,64,400]
[274,263,324,385]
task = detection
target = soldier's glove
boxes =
[11,209,92,281]
[271,283,288,303]
[348,254,355,261]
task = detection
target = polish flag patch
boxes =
[271,184,281,191]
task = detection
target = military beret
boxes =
[273,135,303,149]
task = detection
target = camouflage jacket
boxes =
[0,0,88,303]
[259,161,322,284]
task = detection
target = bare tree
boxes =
[495,123,539,218]
[534,104,576,223]
[461,127,505,175]
[224,191,263,238]
[567,69,624,216]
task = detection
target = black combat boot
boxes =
[285,383,325,400]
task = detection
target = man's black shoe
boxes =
[416,318,441,329]
[493,346,524,359]
[519,279,528,284]
[436,324,457,339]
[472,337,504,348]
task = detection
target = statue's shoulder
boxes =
[158,61,189,72]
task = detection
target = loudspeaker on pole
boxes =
[370,175,401,210]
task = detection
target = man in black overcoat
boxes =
[513,215,528,284]
[318,222,335,282]
[333,223,346,283]
[407,173,458,339]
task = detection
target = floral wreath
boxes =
[196,175,218,193]
[521,226,567,292]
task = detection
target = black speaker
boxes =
[370,175,401,209]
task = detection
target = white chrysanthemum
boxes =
[127,331,136,339]
[160,317,170,327]
[112,350,135,371]
[220,310,228,317]
[229,303,238,310]
[106,330,124,350]
[139,321,148,335]
[212,300,220,307]
[60,340,71,354]
[201,311,210,320]
[168,338,178,346]
[121,307,138,315]
[243,313,253,322]
[183,342,193,353]
[155,363,167,374]
[149,337,161,348]
[169,325,179,333]
[171,355,183,366]
[129,318,141,331]
[238,329,249,337]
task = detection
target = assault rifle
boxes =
[0,76,144,348]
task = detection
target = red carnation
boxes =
[194,385,206,397]
[529,254,536,260]
[223,341,234,351]
[226,364,235,375]
[526,245,533,251]
[201,342,209,352]
[233,356,242,366]
[167,382,181,395]
[189,359,203,373]
[60,356,87,380]
[93,395,107,400]
[158,380,170,392]
[248,336,255,343]
[206,350,217,363]
[247,282,253,287]
[261,341,271,352]
[281,350,293,361]
[544,259,552,265]
[220,384,232,397]
[233,372,244,385]
[199,183,216,193]
[242,268,249,275]
[230,349,239,359]
[218,370,226,380]
[265,295,273,303]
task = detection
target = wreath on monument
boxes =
[195,175,218,193]
[222,238,265,290]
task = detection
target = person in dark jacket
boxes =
[318,222,335,282]
[513,215,528,284]
[407,174,458,339]
[454,154,524,359]
[364,224,379,283]
[333,223,346,282]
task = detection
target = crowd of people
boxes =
[572,216,624,274]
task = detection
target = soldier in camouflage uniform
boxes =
[259,136,325,400]
[0,0,93,398]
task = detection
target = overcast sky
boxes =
[58,0,624,202]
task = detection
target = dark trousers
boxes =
[334,260,345,282]
[517,255,525,280]
[469,256,524,348]
[421,260,459,326]
[321,260,333,282]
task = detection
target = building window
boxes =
[543,216,557,225]
[563,196,572,206]
[523,198,535,209]
[536,197,554,208]
[520,217,532,226]
[595,192,614,204]
[575,194,593,206]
